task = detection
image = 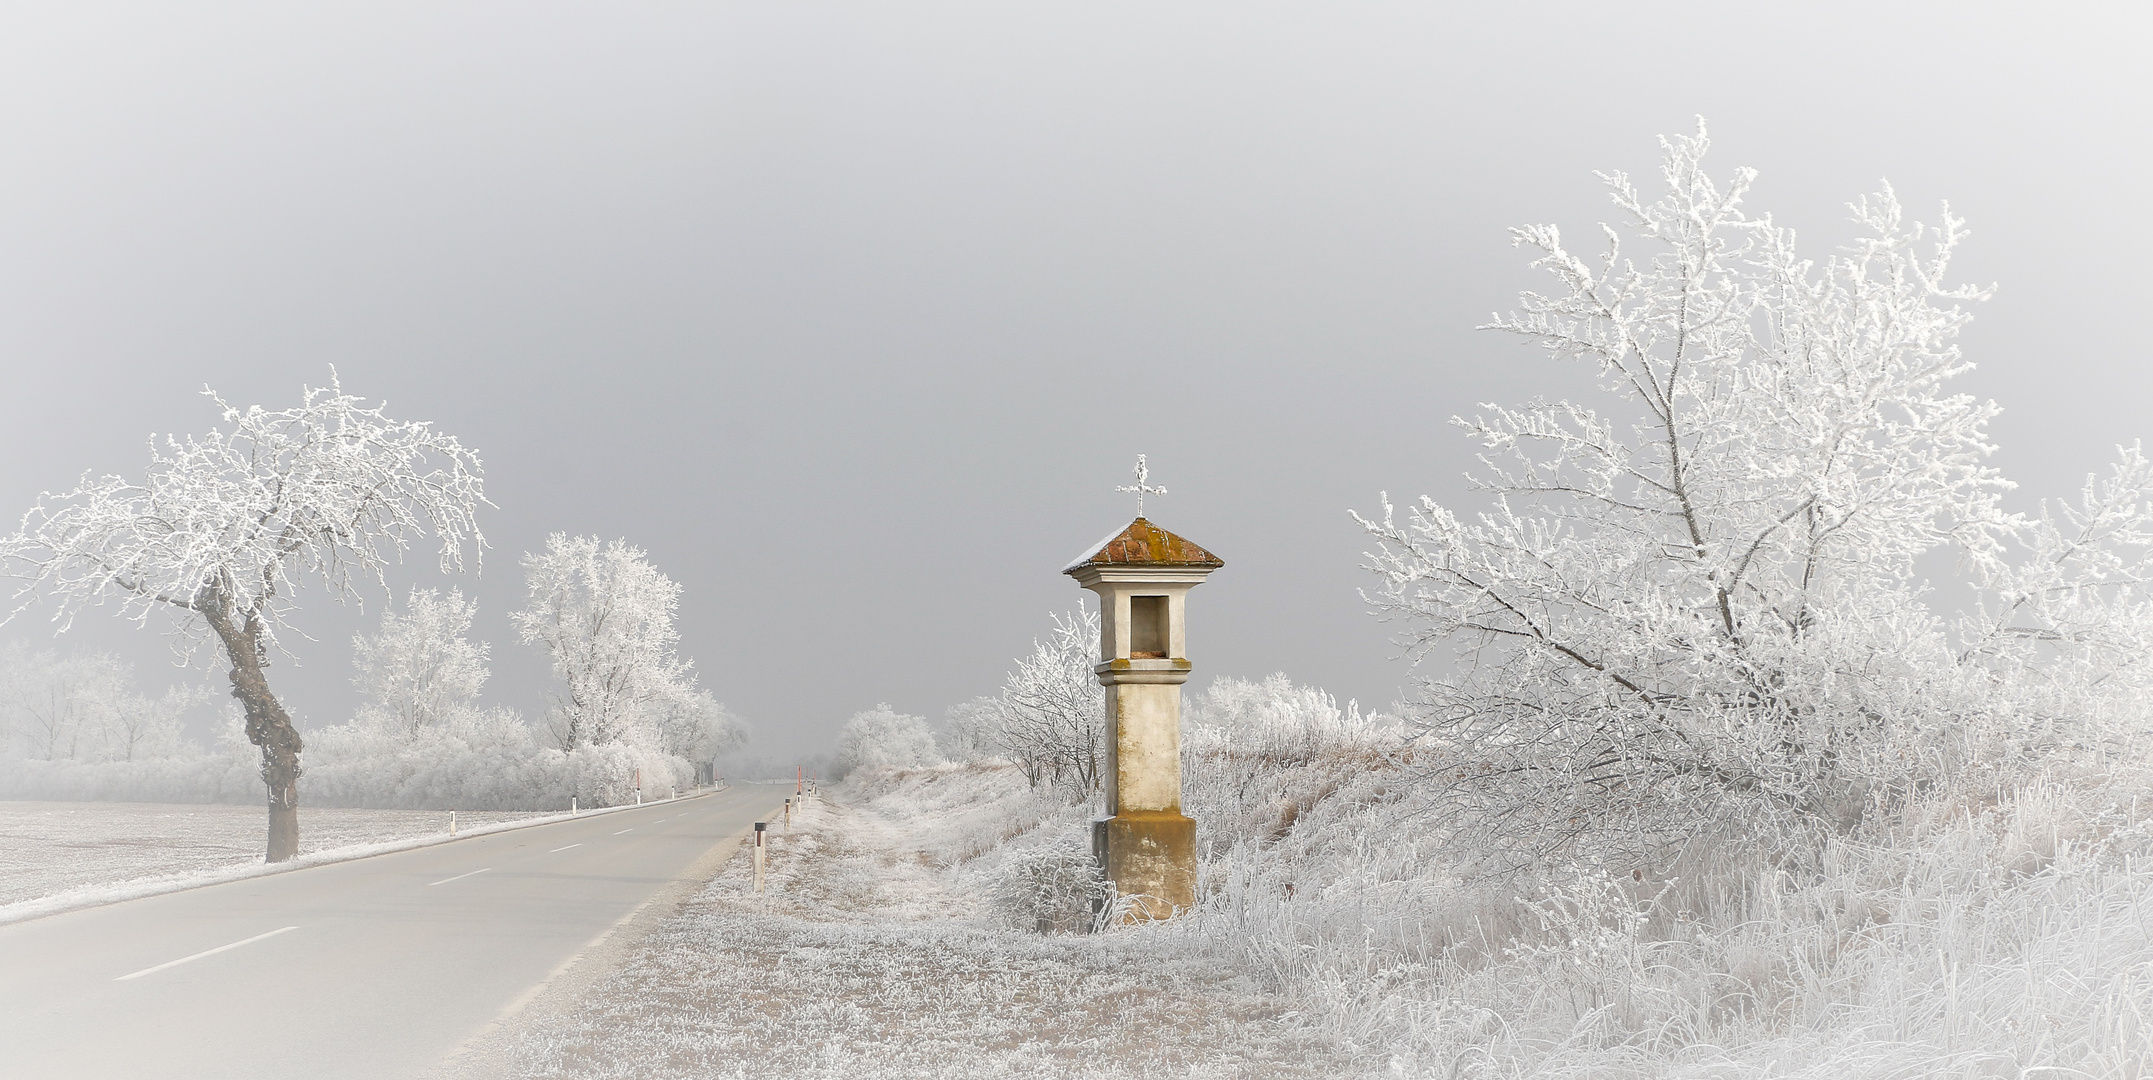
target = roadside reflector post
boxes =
[571,795,578,815]
[784,798,791,831]
[450,810,457,836]
[753,821,768,895]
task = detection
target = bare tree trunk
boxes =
[212,611,304,862]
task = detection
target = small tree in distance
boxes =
[0,376,486,860]
[1357,123,2153,870]
[650,688,749,770]
[513,534,694,751]
[939,695,1002,764]
[828,704,940,781]
[0,646,205,763]
[352,587,490,738]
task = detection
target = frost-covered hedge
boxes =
[0,710,700,811]
[300,718,697,810]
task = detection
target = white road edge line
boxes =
[429,868,491,886]
[613,828,633,835]
[548,844,581,853]
[115,926,299,981]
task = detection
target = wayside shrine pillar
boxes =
[1064,513,1222,920]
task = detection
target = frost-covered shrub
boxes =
[936,696,1002,765]
[1181,674,1396,859]
[988,841,1109,934]
[1356,125,2153,870]
[987,607,1106,793]
[301,714,695,810]
[0,691,696,810]
[828,704,941,781]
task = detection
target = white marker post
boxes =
[449,810,457,836]
[571,795,578,815]
[753,821,767,895]
[784,798,791,831]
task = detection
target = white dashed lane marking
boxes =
[116,926,299,982]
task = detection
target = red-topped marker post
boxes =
[1064,489,1222,920]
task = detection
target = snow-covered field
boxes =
[510,764,1359,1079]
[0,800,548,907]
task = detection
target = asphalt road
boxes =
[0,784,787,1080]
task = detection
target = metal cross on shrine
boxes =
[1116,454,1167,516]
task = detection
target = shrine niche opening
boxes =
[1129,595,1168,658]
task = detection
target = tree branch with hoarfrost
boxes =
[1355,122,2153,868]
[0,375,487,860]
[990,606,1105,793]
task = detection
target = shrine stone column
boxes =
[1063,516,1222,920]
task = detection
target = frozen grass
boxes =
[510,763,1363,1079]
[0,800,550,907]
[1173,741,2153,1079]
[508,738,2153,1079]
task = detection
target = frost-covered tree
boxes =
[0,377,485,860]
[649,688,748,765]
[512,534,693,751]
[1,649,105,761]
[1356,123,2153,866]
[0,645,209,774]
[828,703,940,781]
[939,695,1002,763]
[991,606,1106,792]
[1184,673,1376,763]
[351,588,489,737]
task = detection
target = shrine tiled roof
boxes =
[1062,518,1224,573]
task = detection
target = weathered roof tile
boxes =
[1063,518,1224,573]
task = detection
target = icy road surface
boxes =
[0,784,785,1080]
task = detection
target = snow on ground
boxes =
[0,800,548,907]
[511,764,1363,1079]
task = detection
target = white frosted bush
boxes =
[1181,674,1395,861]
[828,704,941,781]
[988,841,1109,934]
[301,718,693,810]
[1356,124,2153,869]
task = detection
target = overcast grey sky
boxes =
[2,3,2147,760]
